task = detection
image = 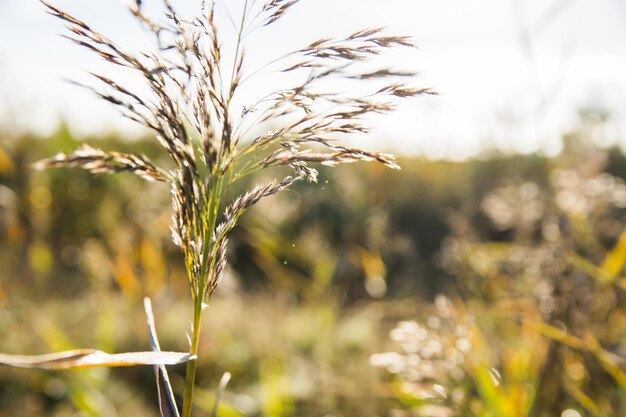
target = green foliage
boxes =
[4,115,626,416]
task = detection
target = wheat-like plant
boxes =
[4,0,433,415]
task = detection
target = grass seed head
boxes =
[39,0,431,302]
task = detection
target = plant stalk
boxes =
[182,297,203,417]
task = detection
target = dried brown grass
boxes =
[35,0,433,415]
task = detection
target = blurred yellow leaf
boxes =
[530,321,585,350]
[584,332,626,391]
[28,240,53,275]
[0,146,14,173]
[114,255,141,297]
[140,238,166,294]
[568,253,613,284]
[601,228,626,279]
[534,321,626,394]
[260,359,293,417]
[192,388,246,417]
[564,379,599,416]
[34,313,77,352]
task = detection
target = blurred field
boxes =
[2,113,626,416]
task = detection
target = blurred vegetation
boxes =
[2,113,626,416]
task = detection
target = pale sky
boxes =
[1,0,626,158]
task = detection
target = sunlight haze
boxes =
[0,0,625,158]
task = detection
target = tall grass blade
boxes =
[145,297,181,417]
[210,372,232,417]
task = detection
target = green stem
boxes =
[182,297,203,417]
[182,173,224,417]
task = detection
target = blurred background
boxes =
[2,0,626,416]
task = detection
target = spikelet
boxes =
[39,0,431,302]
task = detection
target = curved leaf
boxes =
[0,349,195,369]
[145,297,181,417]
